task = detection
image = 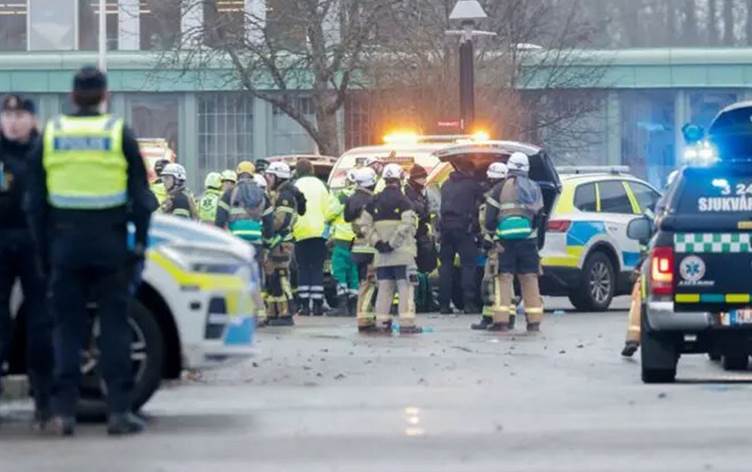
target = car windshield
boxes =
[673,165,752,217]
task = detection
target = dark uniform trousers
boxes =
[0,231,53,407]
[50,227,133,416]
[438,228,479,308]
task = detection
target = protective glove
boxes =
[374,241,394,253]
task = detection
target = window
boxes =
[204,0,245,48]
[78,0,118,50]
[271,95,315,155]
[139,0,180,50]
[574,183,597,212]
[266,0,307,51]
[198,93,254,178]
[629,182,661,213]
[29,0,76,50]
[129,95,179,156]
[598,181,633,214]
[689,91,738,132]
[0,1,27,51]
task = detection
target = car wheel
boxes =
[722,355,749,371]
[77,300,164,420]
[569,252,615,312]
[640,304,678,384]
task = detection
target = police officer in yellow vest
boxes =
[150,158,169,205]
[485,152,544,332]
[26,66,155,436]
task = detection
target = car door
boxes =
[596,179,641,272]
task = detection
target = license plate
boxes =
[720,309,752,326]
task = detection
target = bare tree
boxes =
[723,0,735,44]
[159,0,398,156]
[684,0,700,43]
[708,0,720,44]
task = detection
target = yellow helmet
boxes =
[236,161,255,176]
[221,169,237,183]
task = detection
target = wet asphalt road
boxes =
[2,297,752,471]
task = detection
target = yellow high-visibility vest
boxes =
[43,114,127,210]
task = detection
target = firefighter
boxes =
[485,152,544,332]
[160,163,197,219]
[362,164,421,334]
[198,172,223,224]
[345,167,379,331]
[264,161,306,326]
[216,161,255,228]
[26,66,154,435]
[220,169,237,194]
[150,158,169,205]
[325,170,359,316]
[472,162,508,330]
[404,164,438,313]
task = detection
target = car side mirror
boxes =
[682,123,705,145]
[627,216,653,246]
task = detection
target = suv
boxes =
[632,162,752,383]
[541,169,662,311]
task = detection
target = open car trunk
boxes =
[429,142,562,248]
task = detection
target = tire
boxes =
[77,300,164,420]
[722,355,749,371]
[640,304,678,384]
[569,251,615,312]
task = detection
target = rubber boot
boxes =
[51,416,76,436]
[328,295,350,317]
[347,296,358,317]
[439,305,453,315]
[268,316,295,327]
[297,302,310,317]
[487,322,510,332]
[526,322,541,333]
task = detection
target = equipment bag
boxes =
[229,180,266,243]
[496,216,533,241]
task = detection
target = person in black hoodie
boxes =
[0,95,53,430]
[438,161,484,314]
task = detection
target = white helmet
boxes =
[382,163,403,180]
[265,161,292,179]
[355,167,377,187]
[365,156,381,168]
[253,173,267,189]
[487,162,508,180]
[162,163,187,181]
[508,152,530,173]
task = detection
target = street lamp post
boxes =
[446,1,495,132]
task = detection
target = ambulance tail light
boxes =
[546,219,571,233]
[650,246,674,296]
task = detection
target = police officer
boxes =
[0,95,53,429]
[438,160,484,314]
[26,66,154,435]
[198,172,223,224]
[362,164,420,334]
[472,162,508,330]
[160,163,197,219]
[150,158,169,205]
[485,152,544,332]
[345,168,379,332]
[264,162,306,325]
[293,159,329,316]
[325,170,358,316]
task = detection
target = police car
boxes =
[9,214,256,417]
[541,167,662,311]
[630,101,752,383]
